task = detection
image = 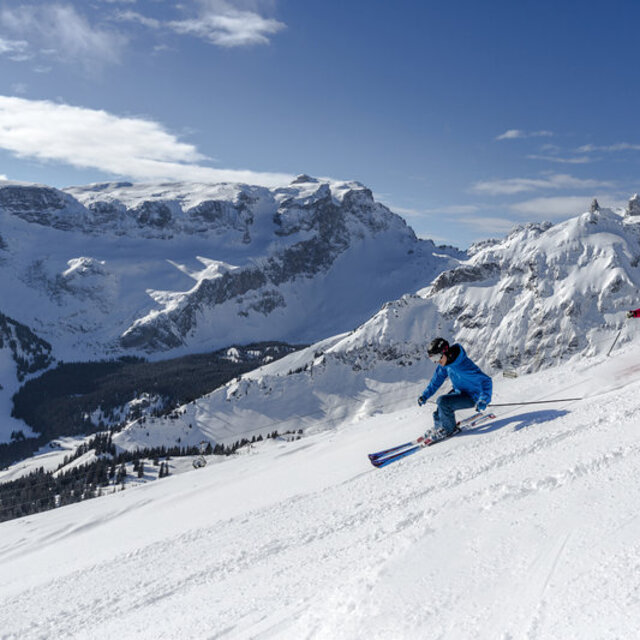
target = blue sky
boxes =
[0,0,639,247]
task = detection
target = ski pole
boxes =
[607,329,622,357]
[489,398,582,407]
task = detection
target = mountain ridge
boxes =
[0,176,461,360]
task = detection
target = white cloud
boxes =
[115,10,161,29]
[0,95,293,186]
[496,129,553,141]
[169,0,285,47]
[578,142,640,153]
[472,173,612,195]
[0,4,126,68]
[527,154,592,165]
[0,36,29,56]
[509,196,598,219]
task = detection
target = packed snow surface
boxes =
[2,347,640,639]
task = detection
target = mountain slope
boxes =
[1,346,640,639]
[426,207,640,371]
[108,204,640,453]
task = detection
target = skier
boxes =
[417,338,492,442]
[627,308,640,318]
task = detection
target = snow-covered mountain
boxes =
[2,344,640,639]
[429,203,640,371]
[109,202,640,453]
[0,176,461,363]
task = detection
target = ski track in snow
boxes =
[2,356,640,638]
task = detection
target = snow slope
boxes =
[1,347,640,639]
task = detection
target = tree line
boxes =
[2,341,303,468]
[0,428,301,523]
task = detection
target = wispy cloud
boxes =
[510,196,601,219]
[472,173,612,196]
[0,4,127,68]
[0,95,293,186]
[496,129,553,141]
[0,36,29,58]
[578,142,640,153]
[168,0,286,47]
[114,10,161,30]
[527,154,592,165]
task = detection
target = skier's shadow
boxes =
[461,409,570,435]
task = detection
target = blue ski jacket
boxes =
[421,344,492,405]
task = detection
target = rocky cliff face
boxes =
[117,178,419,351]
[0,177,461,359]
[0,184,89,231]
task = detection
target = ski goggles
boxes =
[429,353,443,364]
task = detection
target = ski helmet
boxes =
[427,337,449,359]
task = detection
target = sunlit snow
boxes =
[1,347,640,638]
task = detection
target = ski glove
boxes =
[628,310,635,318]
[476,399,488,412]
[418,395,427,407]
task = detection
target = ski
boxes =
[370,444,424,467]
[368,411,494,461]
[367,439,416,460]
[370,428,460,468]
[369,411,496,468]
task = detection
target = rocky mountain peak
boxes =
[290,174,319,185]
[0,183,87,230]
[627,193,640,217]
